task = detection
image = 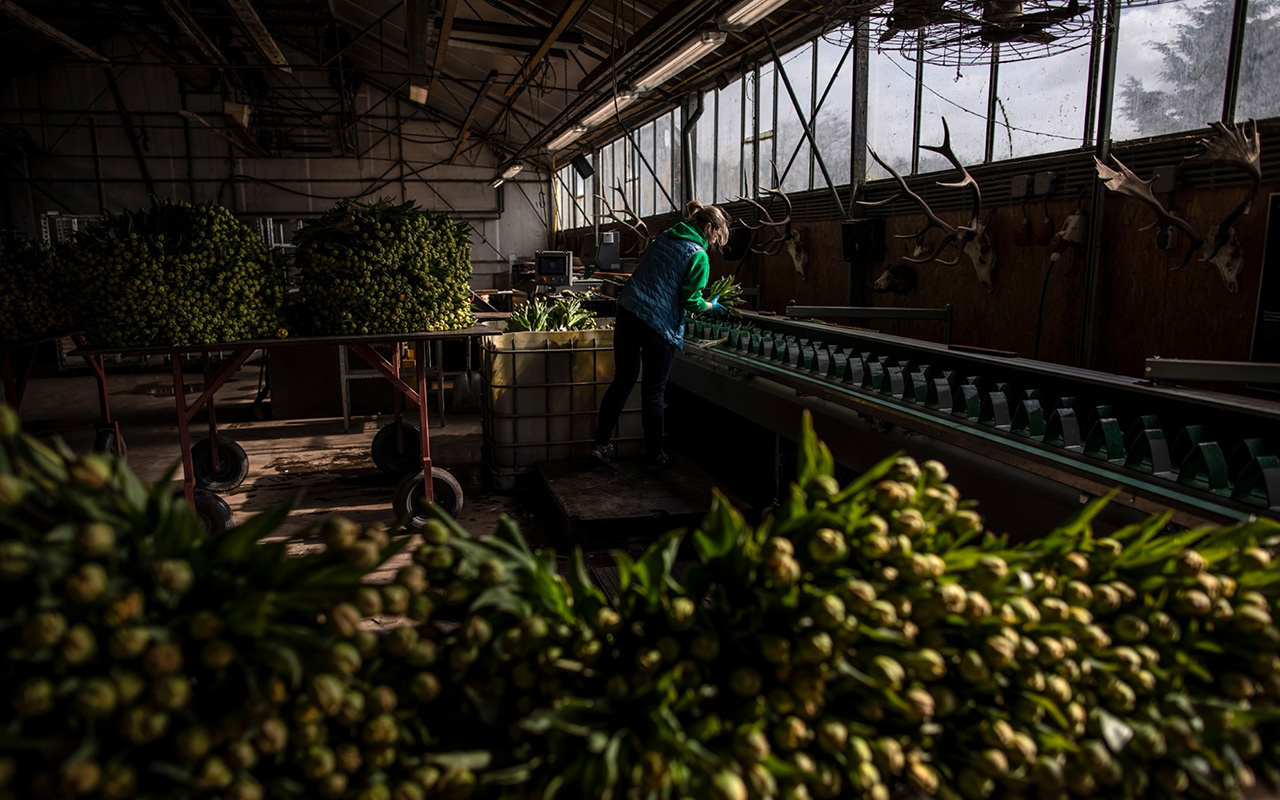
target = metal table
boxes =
[3,332,125,456]
[74,326,500,533]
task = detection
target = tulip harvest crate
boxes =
[482,326,640,489]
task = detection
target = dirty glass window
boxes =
[917,61,989,171]
[756,63,778,188]
[814,33,856,188]
[694,90,716,203]
[1236,0,1280,122]
[775,41,814,193]
[1113,0,1229,141]
[995,40,1093,158]
[865,45,917,178]
[717,78,744,203]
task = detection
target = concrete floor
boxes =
[9,358,554,585]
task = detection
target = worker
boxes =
[591,200,732,470]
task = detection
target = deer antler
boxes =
[737,187,793,255]
[1094,154,1203,266]
[597,183,650,254]
[858,147,961,265]
[1184,119,1261,261]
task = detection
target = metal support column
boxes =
[1079,0,1122,369]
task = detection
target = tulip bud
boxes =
[330,642,362,675]
[1176,549,1207,576]
[1242,547,1272,570]
[151,675,192,710]
[65,563,109,603]
[813,594,846,629]
[345,539,382,571]
[13,676,55,717]
[0,539,34,578]
[1061,552,1090,578]
[808,528,848,564]
[668,597,697,629]
[711,769,748,800]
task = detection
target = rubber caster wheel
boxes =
[92,427,125,458]
[192,437,249,493]
[371,422,422,476]
[191,490,234,535]
[394,468,463,529]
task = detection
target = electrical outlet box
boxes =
[1034,171,1057,196]
[1011,175,1031,199]
[1151,165,1179,194]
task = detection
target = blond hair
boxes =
[686,200,731,251]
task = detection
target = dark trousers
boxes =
[594,306,676,458]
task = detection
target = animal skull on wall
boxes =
[1094,119,1260,294]
[785,230,808,278]
[857,117,996,293]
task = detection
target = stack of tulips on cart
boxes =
[2,401,1280,800]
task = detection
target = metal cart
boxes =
[3,331,126,456]
[74,326,499,534]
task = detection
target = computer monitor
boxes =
[535,251,573,287]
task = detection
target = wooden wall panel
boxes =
[567,179,1277,380]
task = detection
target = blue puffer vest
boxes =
[618,232,704,349]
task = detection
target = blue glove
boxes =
[707,296,727,316]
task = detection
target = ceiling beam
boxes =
[405,0,435,104]
[0,0,108,62]
[450,68,498,164]
[429,0,458,91]
[220,0,291,72]
[504,0,590,98]
[179,109,270,156]
[157,0,230,67]
[96,0,217,89]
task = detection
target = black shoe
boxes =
[645,452,672,471]
[590,443,615,464]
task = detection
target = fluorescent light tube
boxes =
[580,92,637,127]
[501,162,524,180]
[633,31,726,91]
[717,0,791,32]
[546,124,588,151]
[490,177,505,188]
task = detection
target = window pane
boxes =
[1237,0,1280,122]
[775,42,813,193]
[573,169,587,229]
[865,47,915,179]
[815,34,855,188]
[757,64,777,187]
[557,166,570,231]
[655,113,674,213]
[994,40,1092,159]
[1113,0,1229,141]
[695,91,716,203]
[717,79,743,203]
[918,61,988,172]
[635,125,650,218]
[669,111,683,209]
[596,144,612,227]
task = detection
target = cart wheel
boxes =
[191,490,234,536]
[92,427,125,459]
[371,422,422,476]
[394,468,464,529]
[191,437,250,493]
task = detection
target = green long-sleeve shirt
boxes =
[667,220,714,314]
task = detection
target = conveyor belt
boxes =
[671,314,1280,528]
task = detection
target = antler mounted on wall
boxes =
[1095,119,1261,294]
[596,183,650,255]
[736,187,808,278]
[737,188,793,255]
[858,118,996,292]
